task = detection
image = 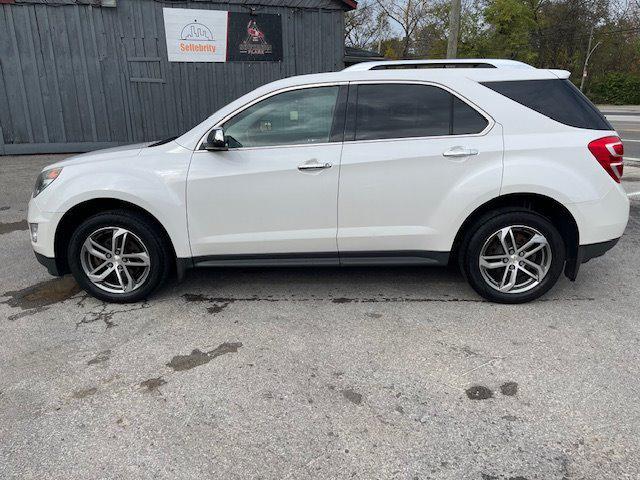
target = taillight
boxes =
[588,136,624,183]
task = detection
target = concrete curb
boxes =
[606,114,640,123]
[597,105,640,113]
[626,159,640,167]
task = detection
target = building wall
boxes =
[0,0,346,154]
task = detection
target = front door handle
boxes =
[442,146,479,158]
[298,161,332,171]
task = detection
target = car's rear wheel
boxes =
[68,210,171,303]
[462,210,566,303]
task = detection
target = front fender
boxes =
[33,145,192,258]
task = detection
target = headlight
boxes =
[33,167,62,197]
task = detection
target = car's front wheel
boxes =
[462,210,566,303]
[68,210,171,303]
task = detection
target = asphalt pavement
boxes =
[2,137,640,479]
[600,104,640,163]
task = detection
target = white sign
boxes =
[163,8,228,62]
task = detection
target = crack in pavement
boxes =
[75,299,150,329]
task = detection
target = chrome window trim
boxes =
[195,141,341,153]
[341,128,496,146]
[195,79,494,152]
[195,82,348,152]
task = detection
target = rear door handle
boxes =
[442,147,479,158]
[298,161,332,171]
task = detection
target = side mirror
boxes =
[203,128,228,151]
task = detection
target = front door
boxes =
[187,85,345,261]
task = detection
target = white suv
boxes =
[27,60,629,304]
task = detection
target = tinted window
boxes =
[452,97,489,134]
[223,86,339,148]
[352,84,488,140]
[481,79,612,130]
[354,84,451,140]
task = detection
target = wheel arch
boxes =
[450,193,580,280]
[54,198,179,277]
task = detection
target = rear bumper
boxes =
[565,185,629,245]
[564,237,620,281]
[579,237,620,263]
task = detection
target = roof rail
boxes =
[343,59,535,72]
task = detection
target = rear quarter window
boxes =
[452,97,489,135]
[481,79,612,130]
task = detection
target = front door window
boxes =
[223,86,340,148]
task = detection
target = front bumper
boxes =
[28,195,67,277]
[34,251,63,276]
[27,196,63,258]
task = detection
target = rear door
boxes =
[337,81,504,260]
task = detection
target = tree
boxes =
[378,37,407,58]
[414,0,486,58]
[375,0,430,57]
[483,0,538,63]
[345,0,389,49]
[362,0,640,103]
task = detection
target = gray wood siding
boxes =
[0,0,346,154]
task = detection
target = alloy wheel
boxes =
[478,225,552,294]
[80,226,151,294]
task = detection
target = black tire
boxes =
[68,210,172,303]
[461,209,566,304]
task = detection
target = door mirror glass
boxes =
[203,128,228,151]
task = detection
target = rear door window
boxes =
[352,83,488,141]
[481,79,612,130]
